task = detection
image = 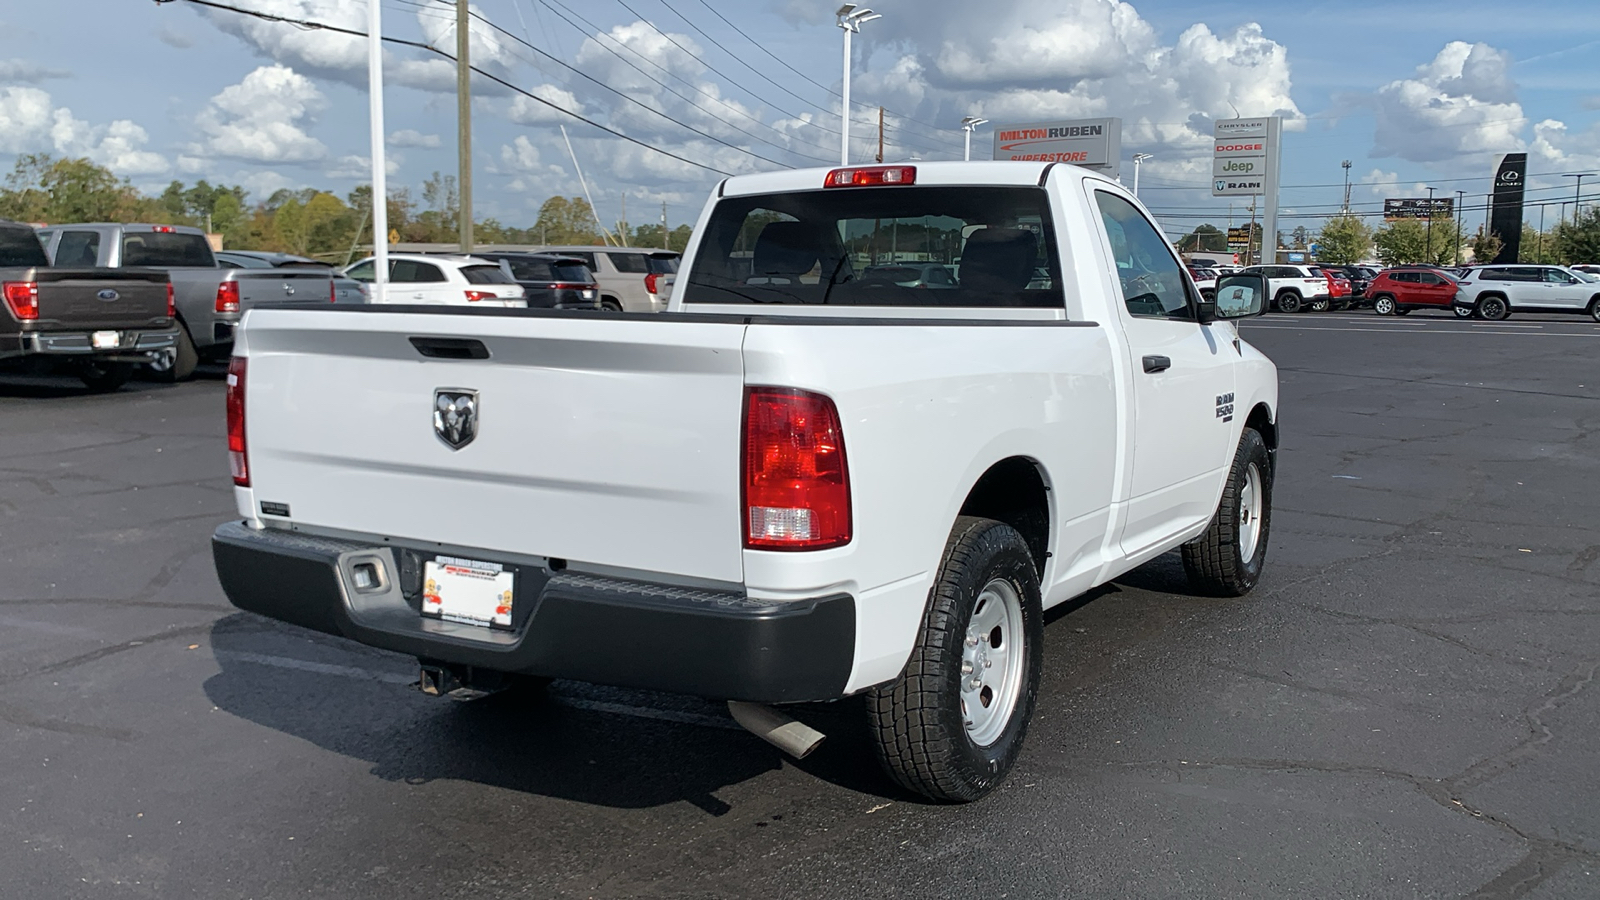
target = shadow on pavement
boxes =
[201,613,900,814]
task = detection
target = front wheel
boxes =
[1183,428,1273,597]
[1588,298,1600,323]
[1372,295,1396,315]
[600,298,624,312]
[868,517,1043,803]
[1309,298,1331,312]
[1478,296,1509,321]
[1275,291,1302,314]
[1454,305,1474,318]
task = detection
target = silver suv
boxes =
[1451,264,1600,322]
[533,246,679,312]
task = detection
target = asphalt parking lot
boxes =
[3,310,1599,899]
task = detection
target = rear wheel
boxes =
[1275,291,1303,314]
[1309,298,1331,312]
[868,516,1043,803]
[1183,428,1272,596]
[1478,295,1509,321]
[147,323,198,382]
[78,361,133,393]
[1454,305,1474,318]
[1588,298,1600,323]
[600,297,624,312]
[1372,295,1396,315]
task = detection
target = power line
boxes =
[454,0,837,164]
[169,0,735,176]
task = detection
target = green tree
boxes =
[0,154,160,224]
[1470,225,1503,264]
[532,196,603,245]
[1314,215,1372,265]
[1552,207,1600,264]
[1521,223,1556,263]
[1176,224,1226,253]
[1374,216,1458,265]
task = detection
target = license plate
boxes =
[421,556,514,628]
[92,331,120,350]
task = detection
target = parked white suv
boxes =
[1451,264,1600,322]
[1241,264,1332,313]
[534,246,678,312]
[342,254,527,307]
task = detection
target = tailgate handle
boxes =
[1142,355,1171,374]
[409,337,490,360]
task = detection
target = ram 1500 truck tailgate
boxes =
[236,308,749,583]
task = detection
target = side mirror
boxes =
[1208,273,1268,320]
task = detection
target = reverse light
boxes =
[824,165,917,188]
[215,280,240,313]
[226,356,249,487]
[464,290,495,302]
[743,387,851,550]
[3,281,39,321]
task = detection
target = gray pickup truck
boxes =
[1,219,178,391]
[34,223,335,381]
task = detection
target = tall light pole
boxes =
[1455,189,1465,264]
[1425,186,1436,263]
[836,5,880,166]
[368,0,388,303]
[960,116,988,162]
[1131,153,1153,198]
[1341,160,1352,215]
[456,0,472,252]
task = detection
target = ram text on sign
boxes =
[992,118,1122,176]
[1213,178,1266,196]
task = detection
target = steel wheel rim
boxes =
[1375,298,1393,314]
[1239,462,1263,562]
[961,577,1026,747]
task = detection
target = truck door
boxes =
[1090,190,1237,558]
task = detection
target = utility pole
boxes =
[1455,190,1465,264]
[1564,173,1591,224]
[876,107,884,163]
[1425,186,1436,263]
[619,193,628,247]
[1248,199,1259,265]
[456,0,473,253]
[1341,160,1352,215]
[661,201,668,250]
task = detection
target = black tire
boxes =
[600,297,624,312]
[1183,428,1273,597]
[1275,291,1302,314]
[1394,308,1412,316]
[1453,305,1474,318]
[868,516,1044,803]
[1587,298,1600,323]
[1308,298,1330,313]
[148,323,198,382]
[1478,295,1509,321]
[1372,294,1396,316]
[78,361,133,393]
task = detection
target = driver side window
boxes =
[1094,191,1192,320]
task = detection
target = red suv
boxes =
[1367,268,1468,316]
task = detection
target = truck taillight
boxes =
[743,387,851,551]
[215,280,240,313]
[644,272,661,295]
[330,279,338,303]
[3,281,39,320]
[464,290,495,302]
[166,282,175,317]
[226,356,249,487]
[824,165,916,188]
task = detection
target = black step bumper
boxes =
[211,521,856,703]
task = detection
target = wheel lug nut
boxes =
[961,662,973,674]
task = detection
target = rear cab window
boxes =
[0,226,50,267]
[506,259,555,282]
[646,254,680,275]
[461,265,516,285]
[120,231,216,267]
[609,253,650,274]
[55,230,103,267]
[684,186,1065,308]
[550,260,593,283]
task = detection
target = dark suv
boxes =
[1327,265,1379,302]
[466,252,600,309]
[1367,267,1466,316]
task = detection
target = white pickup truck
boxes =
[212,161,1279,802]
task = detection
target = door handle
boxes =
[1142,355,1171,374]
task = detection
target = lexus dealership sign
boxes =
[992,118,1122,177]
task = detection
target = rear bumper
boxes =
[211,521,856,703]
[1,327,178,362]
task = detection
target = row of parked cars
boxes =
[1,219,681,390]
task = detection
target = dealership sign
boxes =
[1211,117,1280,197]
[1383,198,1455,221]
[993,118,1122,176]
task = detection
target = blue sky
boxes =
[1,0,1597,238]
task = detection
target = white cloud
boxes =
[0,58,71,83]
[190,65,327,165]
[325,153,401,180]
[500,135,543,170]
[389,129,441,149]
[156,27,194,50]
[1370,42,1524,162]
[501,85,586,126]
[0,85,167,175]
